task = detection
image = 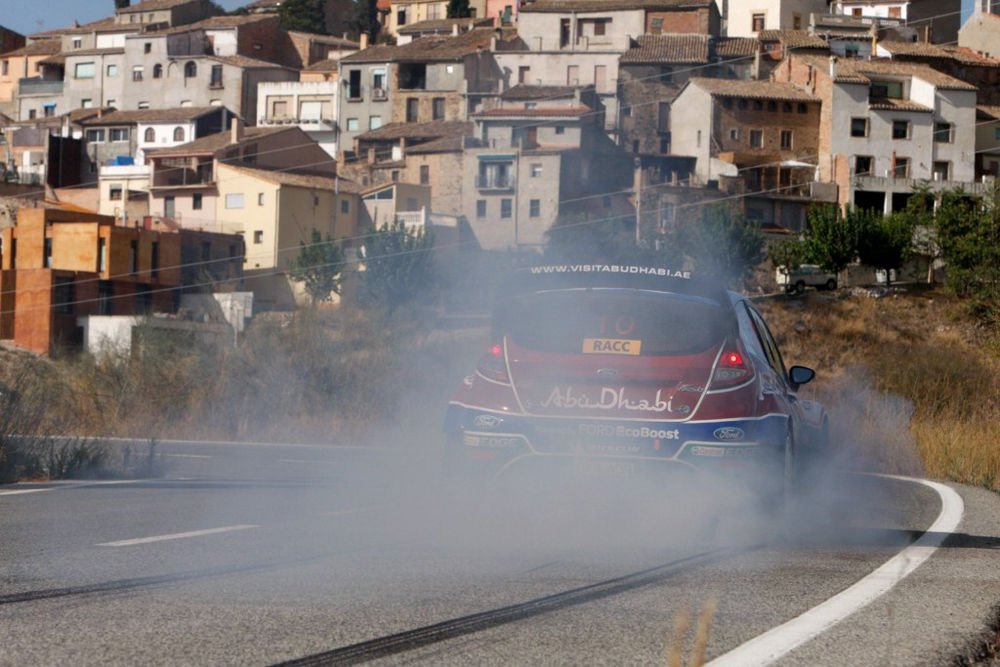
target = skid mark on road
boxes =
[706,476,964,667]
[98,524,260,547]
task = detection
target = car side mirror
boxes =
[789,365,815,390]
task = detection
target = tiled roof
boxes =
[59,47,126,58]
[188,14,277,29]
[794,54,978,90]
[223,165,361,193]
[758,30,828,49]
[621,34,709,64]
[147,126,288,156]
[2,39,61,58]
[941,46,1000,68]
[523,0,713,11]
[287,32,359,48]
[31,17,120,38]
[304,59,339,72]
[405,135,466,154]
[207,54,289,69]
[878,40,952,58]
[501,85,580,100]
[118,0,201,12]
[356,120,472,142]
[341,28,493,63]
[79,107,223,126]
[977,105,1000,120]
[398,17,493,34]
[714,37,758,58]
[686,77,819,101]
[869,97,932,112]
[475,106,591,117]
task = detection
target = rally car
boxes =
[443,264,828,508]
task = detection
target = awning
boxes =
[780,160,817,168]
[478,154,515,162]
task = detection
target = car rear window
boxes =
[496,289,730,356]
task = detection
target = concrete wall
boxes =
[517,9,643,52]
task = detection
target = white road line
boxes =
[706,476,964,667]
[97,524,260,547]
[164,454,213,459]
[0,488,54,496]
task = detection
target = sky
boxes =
[0,0,248,37]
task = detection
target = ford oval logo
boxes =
[713,426,745,441]
[473,414,504,429]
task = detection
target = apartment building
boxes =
[725,0,829,36]
[775,53,980,212]
[258,80,339,157]
[387,0,489,37]
[113,0,220,28]
[0,40,60,116]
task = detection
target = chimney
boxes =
[230,117,244,144]
[829,55,838,80]
[452,23,460,36]
[360,32,369,50]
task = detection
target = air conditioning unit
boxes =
[372,88,387,100]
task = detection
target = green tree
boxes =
[356,221,436,311]
[288,229,346,305]
[934,186,1000,321]
[856,210,915,285]
[803,204,861,275]
[447,0,473,18]
[279,0,326,33]
[350,0,380,42]
[669,205,765,287]
[769,237,808,274]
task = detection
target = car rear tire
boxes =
[794,280,806,295]
[825,278,837,291]
[761,432,796,519]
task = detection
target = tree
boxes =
[769,237,808,274]
[803,204,861,275]
[856,210,915,285]
[288,229,346,305]
[279,0,326,34]
[934,185,1000,320]
[356,221,436,311]
[447,0,473,18]
[668,205,765,287]
[350,0,380,42]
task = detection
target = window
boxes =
[110,128,128,142]
[98,238,107,273]
[753,100,763,111]
[854,156,873,175]
[500,199,512,218]
[749,129,763,148]
[476,200,486,218]
[432,97,445,121]
[555,126,565,135]
[593,19,607,36]
[782,102,793,113]
[106,98,116,107]
[44,238,53,268]
[153,63,162,79]
[110,184,122,200]
[372,68,385,91]
[225,193,245,209]
[871,80,903,99]
[529,199,540,217]
[106,64,117,77]
[144,42,152,54]
[340,199,349,214]
[530,163,542,178]
[722,98,733,110]
[729,128,740,141]
[659,66,673,83]
[253,230,264,244]
[566,64,579,85]
[81,98,93,108]
[74,62,95,79]
[650,17,664,34]
[892,120,910,139]
[932,161,950,181]
[419,164,430,185]
[184,61,197,78]
[258,192,265,206]
[54,277,74,314]
[85,129,106,142]
[0,60,6,75]
[518,66,530,84]
[192,193,202,210]
[793,13,802,30]
[851,117,868,137]
[172,127,184,142]
[369,115,382,130]
[164,196,175,218]
[406,98,418,122]
[138,101,150,109]
[893,157,909,177]
[780,130,793,149]
[752,13,765,32]
[738,99,748,110]
[144,127,155,142]
[767,101,777,112]
[132,66,143,81]
[72,38,82,49]
[210,65,223,88]
[129,240,138,274]
[391,170,399,182]
[347,70,361,99]
[934,122,952,143]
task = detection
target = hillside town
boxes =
[0,0,998,355]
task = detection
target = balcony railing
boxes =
[476,174,515,191]
[152,166,213,188]
[853,174,991,195]
[260,117,337,131]
[18,78,63,96]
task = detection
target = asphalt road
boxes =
[1,440,999,666]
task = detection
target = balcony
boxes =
[18,78,63,96]
[853,174,991,196]
[476,173,515,191]
[152,165,213,189]
[260,116,337,132]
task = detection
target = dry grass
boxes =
[757,288,1000,490]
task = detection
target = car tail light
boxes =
[709,340,753,390]
[476,341,510,383]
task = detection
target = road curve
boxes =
[0,441,998,666]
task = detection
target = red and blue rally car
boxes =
[443,264,827,506]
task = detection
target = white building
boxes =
[722,0,830,36]
[256,80,339,157]
[830,0,909,21]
